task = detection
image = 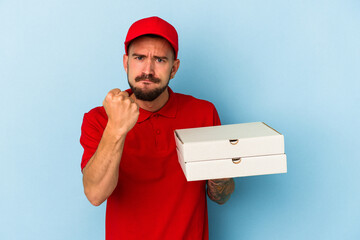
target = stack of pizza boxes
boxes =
[174,122,287,181]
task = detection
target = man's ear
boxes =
[170,59,180,79]
[123,54,128,73]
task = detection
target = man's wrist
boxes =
[104,123,127,142]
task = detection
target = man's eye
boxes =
[135,56,144,60]
[156,58,164,63]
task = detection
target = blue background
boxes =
[1,0,359,239]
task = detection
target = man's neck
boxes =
[130,88,169,112]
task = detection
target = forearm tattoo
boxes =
[207,178,235,205]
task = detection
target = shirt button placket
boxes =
[152,114,160,148]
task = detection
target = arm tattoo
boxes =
[207,178,235,205]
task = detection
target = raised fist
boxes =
[103,88,139,136]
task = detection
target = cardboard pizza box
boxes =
[174,122,287,181]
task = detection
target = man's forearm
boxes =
[82,125,126,206]
[207,178,235,205]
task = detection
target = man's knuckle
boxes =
[112,88,121,93]
[112,95,124,102]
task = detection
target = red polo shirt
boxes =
[80,88,221,240]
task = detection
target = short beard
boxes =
[128,73,171,101]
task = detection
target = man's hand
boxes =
[207,178,235,205]
[103,88,139,136]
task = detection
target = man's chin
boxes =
[135,84,157,91]
[131,85,168,102]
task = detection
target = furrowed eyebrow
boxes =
[154,55,168,60]
[132,53,146,57]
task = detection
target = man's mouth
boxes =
[141,79,152,83]
[135,74,161,84]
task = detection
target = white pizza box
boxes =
[174,122,287,181]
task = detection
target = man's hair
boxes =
[126,34,176,60]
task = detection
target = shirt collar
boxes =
[125,87,178,123]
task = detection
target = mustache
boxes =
[135,74,161,83]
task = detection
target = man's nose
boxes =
[143,58,155,75]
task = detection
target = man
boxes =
[80,16,235,240]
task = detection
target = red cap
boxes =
[124,16,179,59]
